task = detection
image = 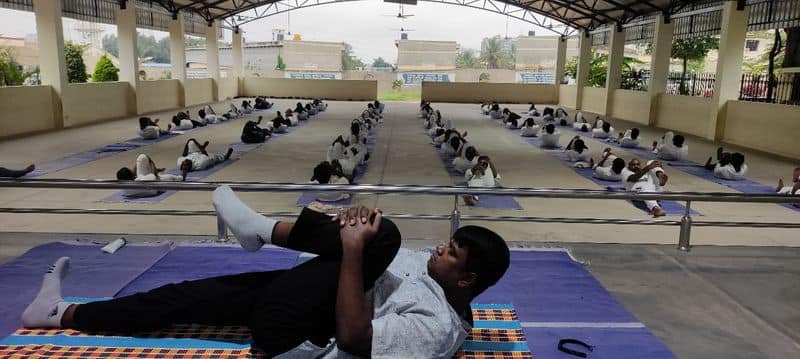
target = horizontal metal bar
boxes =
[1,179,799,204]
[2,207,799,229]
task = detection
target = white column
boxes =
[205,20,220,100]
[710,2,750,140]
[115,3,139,115]
[574,31,592,110]
[33,0,67,128]
[648,14,675,126]
[232,28,244,78]
[169,13,187,106]
[604,26,625,116]
[554,36,567,85]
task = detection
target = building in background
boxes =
[395,39,458,84]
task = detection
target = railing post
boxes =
[217,215,229,242]
[678,200,692,251]
[450,194,460,238]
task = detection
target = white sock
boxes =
[22,257,71,328]
[212,185,277,252]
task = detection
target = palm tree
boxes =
[480,38,513,69]
[456,49,481,69]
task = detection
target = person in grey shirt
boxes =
[22,186,510,358]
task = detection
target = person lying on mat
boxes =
[463,155,501,206]
[652,131,688,161]
[0,164,35,178]
[572,113,590,132]
[295,102,309,121]
[622,158,669,217]
[138,117,172,140]
[528,104,540,117]
[489,103,503,120]
[704,147,748,180]
[310,160,351,202]
[539,124,561,149]
[171,115,204,131]
[270,111,289,134]
[241,116,272,144]
[116,154,185,197]
[177,138,234,178]
[453,142,480,173]
[776,167,800,197]
[373,100,385,114]
[614,128,640,148]
[313,99,327,112]
[520,118,541,137]
[591,119,614,139]
[565,136,591,167]
[22,191,510,358]
[592,148,626,182]
[254,96,273,110]
[241,100,254,114]
[198,106,226,125]
[504,110,522,129]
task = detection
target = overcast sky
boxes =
[0,1,571,64]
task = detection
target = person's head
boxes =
[138,117,151,130]
[180,159,193,173]
[628,158,642,172]
[573,139,587,153]
[311,161,334,184]
[673,134,685,148]
[435,128,446,137]
[602,121,611,133]
[731,152,745,172]
[524,118,535,127]
[502,108,510,114]
[580,124,589,132]
[368,103,374,109]
[427,226,510,299]
[559,119,568,126]
[631,128,640,140]
[171,116,180,126]
[198,109,206,118]
[545,123,555,134]
[449,136,462,151]
[611,157,626,174]
[350,122,360,136]
[465,146,478,161]
[116,167,135,180]
[794,167,800,182]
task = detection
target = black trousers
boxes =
[0,167,28,178]
[73,208,401,356]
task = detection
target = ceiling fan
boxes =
[382,4,414,19]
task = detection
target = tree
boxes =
[479,37,515,69]
[101,34,118,57]
[782,27,800,102]
[671,36,719,94]
[372,57,391,68]
[184,36,204,48]
[0,46,26,86]
[456,49,482,69]
[341,43,365,70]
[563,50,645,89]
[64,42,88,83]
[92,54,119,82]
[392,79,403,91]
[275,54,286,70]
[478,72,491,82]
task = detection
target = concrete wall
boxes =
[184,78,214,106]
[138,79,181,115]
[422,82,557,104]
[218,77,238,100]
[610,89,651,125]
[62,82,132,127]
[559,85,577,107]
[343,71,397,94]
[654,95,713,138]
[241,77,376,100]
[454,69,517,83]
[723,101,800,159]
[581,86,607,114]
[0,85,54,138]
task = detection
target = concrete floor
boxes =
[1,99,799,358]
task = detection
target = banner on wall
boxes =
[399,72,454,85]
[516,71,555,84]
[285,72,342,80]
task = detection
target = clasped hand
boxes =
[332,206,382,251]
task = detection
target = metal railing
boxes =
[1,179,799,252]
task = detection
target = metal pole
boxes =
[450,194,460,237]
[678,200,692,251]
[217,215,229,242]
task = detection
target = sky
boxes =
[0,1,571,64]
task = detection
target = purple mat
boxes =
[606,186,699,215]
[100,142,264,203]
[0,241,171,337]
[118,245,300,296]
[525,327,676,359]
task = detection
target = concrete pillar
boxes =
[115,4,139,115]
[710,2,750,140]
[574,31,592,110]
[554,36,567,85]
[169,13,187,106]
[604,26,625,116]
[232,29,244,78]
[648,14,675,126]
[33,0,67,128]
[205,21,220,100]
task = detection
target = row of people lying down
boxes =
[423,101,501,206]
[309,103,384,202]
[115,138,233,197]
[240,100,329,143]
[138,103,246,140]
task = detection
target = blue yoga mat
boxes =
[118,245,300,296]
[524,327,676,359]
[0,241,171,338]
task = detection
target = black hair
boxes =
[139,117,152,130]
[631,128,640,140]
[580,124,589,132]
[452,225,510,297]
[435,128,446,137]
[602,121,611,133]
[611,158,626,174]
[524,118,535,127]
[731,152,745,172]
[574,139,587,153]
[449,136,462,151]
[351,122,360,136]
[116,167,135,180]
[545,123,555,134]
[559,119,568,126]
[198,109,206,119]
[673,134,685,147]
[171,116,180,126]
[543,107,554,116]
[465,146,478,161]
[311,161,334,184]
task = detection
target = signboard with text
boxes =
[285,72,341,80]
[400,72,453,85]
[516,71,555,84]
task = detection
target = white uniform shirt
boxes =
[539,131,561,148]
[521,125,540,137]
[313,176,350,202]
[466,166,497,188]
[656,143,688,161]
[713,163,748,180]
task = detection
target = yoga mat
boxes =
[0,241,171,338]
[430,132,523,210]
[492,118,698,216]
[524,327,676,359]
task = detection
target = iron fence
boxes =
[739,72,800,105]
[666,72,716,97]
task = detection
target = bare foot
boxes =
[224,148,234,160]
[652,206,666,217]
[24,164,35,173]
[776,178,784,192]
[652,141,658,151]
[463,195,477,206]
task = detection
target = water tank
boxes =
[401,32,408,40]
[293,34,302,40]
[528,31,536,36]
[277,33,284,41]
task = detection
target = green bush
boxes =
[92,54,119,82]
[65,42,88,83]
